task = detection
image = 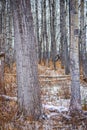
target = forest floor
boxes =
[0,61,87,129]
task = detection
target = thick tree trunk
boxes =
[69,0,82,113]
[12,0,41,120]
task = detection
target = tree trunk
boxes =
[40,0,44,64]
[12,0,41,120]
[51,0,57,69]
[69,0,82,113]
[60,0,65,68]
[0,53,5,94]
[60,0,70,74]
[35,0,41,64]
[80,0,87,80]
[43,0,49,66]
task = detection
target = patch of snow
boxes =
[42,104,68,113]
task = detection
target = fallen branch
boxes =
[0,94,17,102]
[39,75,83,79]
[39,78,68,82]
[39,75,71,78]
[4,73,16,76]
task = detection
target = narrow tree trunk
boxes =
[12,0,41,120]
[60,0,70,74]
[0,53,5,94]
[80,0,87,80]
[60,0,65,68]
[69,0,82,113]
[43,0,49,66]
[35,0,41,64]
[51,0,57,69]
[40,0,44,64]
[0,10,2,51]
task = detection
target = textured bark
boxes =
[0,1,5,53]
[69,0,82,112]
[35,0,41,64]
[80,0,87,80]
[1,1,5,53]
[0,10,2,51]
[4,0,14,67]
[42,0,46,65]
[60,0,65,68]
[50,0,57,69]
[60,0,70,74]
[43,0,49,66]
[12,0,41,120]
[41,0,44,63]
[0,53,5,94]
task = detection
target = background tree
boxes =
[50,0,57,69]
[12,0,41,120]
[60,0,70,74]
[80,0,87,80]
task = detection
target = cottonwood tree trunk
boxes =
[80,0,87,80]
[69,0,82,113]
[12,0,41,120]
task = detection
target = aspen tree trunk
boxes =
[0,6,2,51]
[42,0,46,65]
[0,53,5,94]
[60,0,70,74]
[48,0,52,59]
[60,0,65,68]
[0,0,5,53]
[69,0,82,113]
[35,0,41,64]
[12,0,41,120]
[43,0,49,66]
[41,0,44,63]
[1,0,5,53]
[80,0,87,80]
[50,0,57,69]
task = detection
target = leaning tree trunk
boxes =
[12,0,41,120]
[69,0,82,113]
